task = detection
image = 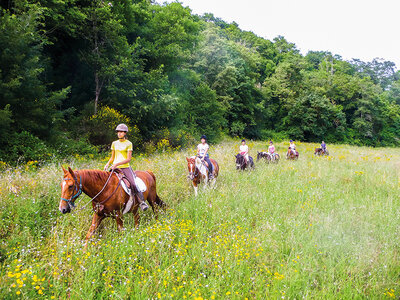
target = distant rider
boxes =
[289,139,296,156]
[197,135,214,179]
[268,141,276,158]
[239,139,249,164]
[104,124,149,211]
[321,141,327,153]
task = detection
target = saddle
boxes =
[113,169,147,214]
[113,169,147,194]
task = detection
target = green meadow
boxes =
[1,140,399,299]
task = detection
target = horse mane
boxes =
[79,169,112,185]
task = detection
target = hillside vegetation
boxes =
[1,0,400,164]
[1,141,399,298]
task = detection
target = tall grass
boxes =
[1,140,399,299]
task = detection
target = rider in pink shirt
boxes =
[268,141,275,156]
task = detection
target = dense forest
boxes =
[1,0,399,163]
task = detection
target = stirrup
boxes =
[137,192,149,211]
[140,201,149,211]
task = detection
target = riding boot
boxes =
[136,191,149,211]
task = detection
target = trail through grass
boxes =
[1,140,399,299]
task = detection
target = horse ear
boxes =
[68,167,75,177]
[186,157,190,162]
[62,166,67,174]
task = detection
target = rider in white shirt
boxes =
[239,139,249,163]
[289,139,296,155]
[197,135,214,178]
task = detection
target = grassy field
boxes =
[1,140,399,299]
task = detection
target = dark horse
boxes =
[59,167,165,247]
[314,148,329,156]
[286,148,299,160]
[235,154,255,170]
[186,156,219,196]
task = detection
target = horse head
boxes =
[59,166,82,214]
[186,157,197,180]
[235,154,244,169]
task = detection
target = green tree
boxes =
[283,92,345,141]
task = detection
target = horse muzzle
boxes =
[60,206,71,214]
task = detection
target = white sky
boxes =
[163,0,400,69]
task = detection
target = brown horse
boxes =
[59,167,165,247]
[314,148,329,156]
[186,156,219,196]
[286,148,299,160]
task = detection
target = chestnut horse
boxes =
[186,157,219,196]
[314,148,329,156]
[59,167,165,247]
[286,148,299,160]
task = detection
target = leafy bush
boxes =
[84,106,140,147]
[260,129,289,142]
[52,134,98,157]
[148,128,196,153]
[0,131,51,164]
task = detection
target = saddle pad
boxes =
[134,177,147,193]
[116,173,147,194]
[120,180,131,195]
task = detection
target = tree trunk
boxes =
[94,72,100,115]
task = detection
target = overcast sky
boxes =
[162,0,399,69]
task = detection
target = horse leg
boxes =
[84,213,105,249]
[147,191,159,219]
[133,208,140,229]
[203,175,208,190]
[211,177,217,189]
[192,181,198,197]
[115,211,124,232]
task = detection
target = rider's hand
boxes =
[111,164,117,170]
[104,164,109,171]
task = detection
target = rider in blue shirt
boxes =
[321,141,327,152]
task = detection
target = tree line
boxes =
[1,0,399,163]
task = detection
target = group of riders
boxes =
[104,123,329,209]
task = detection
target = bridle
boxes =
[61,170,124,212]
[236,154,246,169]
[61,171,82,209]
[188,160,199,180]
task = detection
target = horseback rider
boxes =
[197,135,214,179]
[239,139,249,164]
[268,141,276,158]
[321,141,327,153]
[289,139,296,156]
[104,124,149,211]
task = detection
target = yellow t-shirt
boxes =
[111,139,133,168]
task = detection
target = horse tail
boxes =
[156,194,166,208]
[146,169,156,182]
[146,170,166,208]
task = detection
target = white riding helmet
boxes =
[115,124,128,132]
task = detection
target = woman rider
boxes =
[288,139,296,156]
[321,141,327,153]
[104,124,149,211]
[268,141,276,158]
[197,135,214,179]
[239,139,249,164]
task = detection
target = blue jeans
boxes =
[199,155,213,174]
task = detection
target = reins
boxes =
[62,170,123,212]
